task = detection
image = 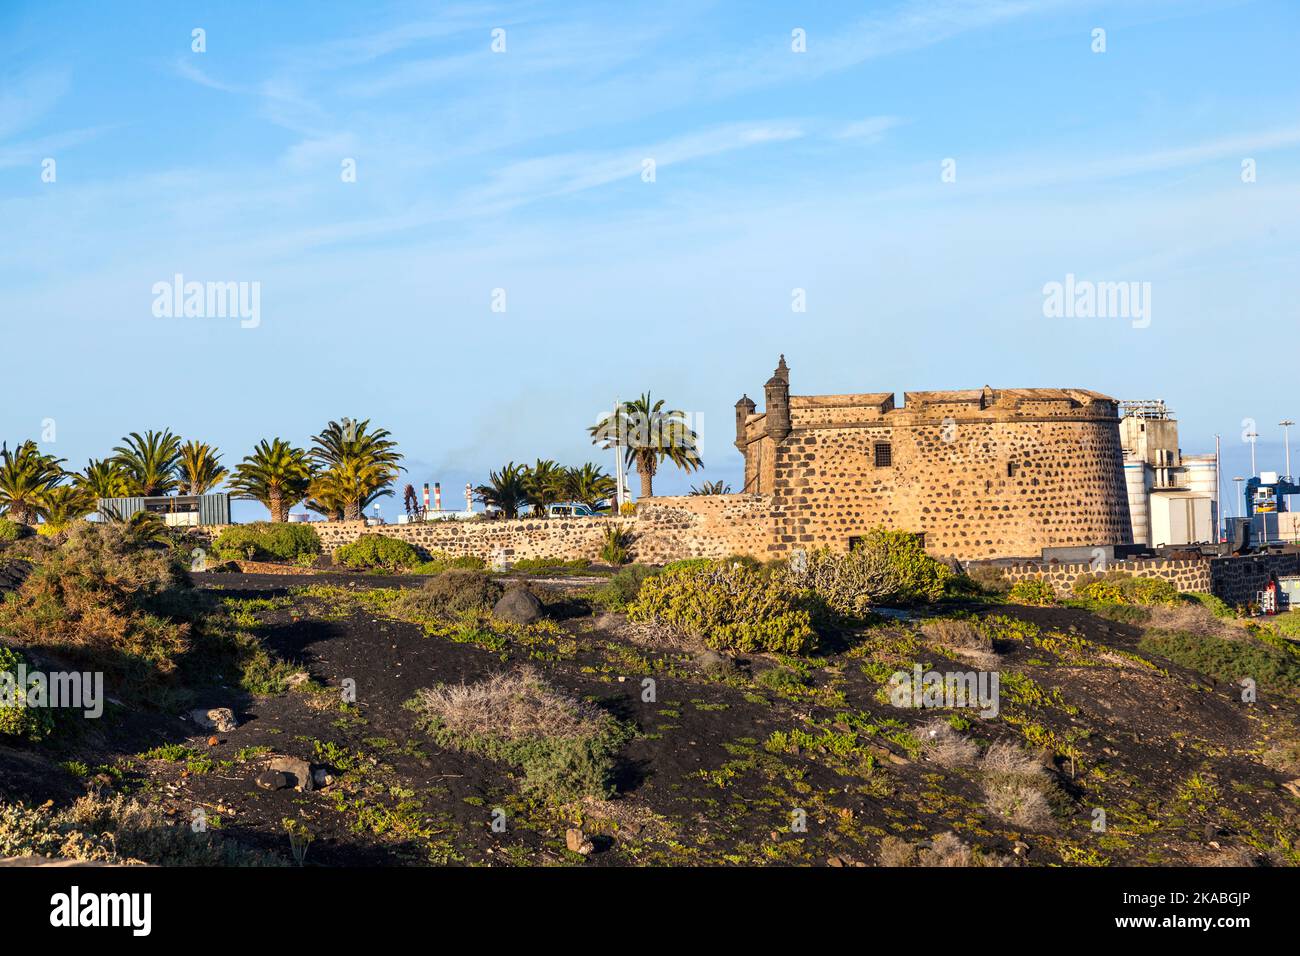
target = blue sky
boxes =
[2,0,1298,519]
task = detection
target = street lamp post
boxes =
[1233,476,1245,518]
[1246,431,1259,478]
[1280,420,1295,480]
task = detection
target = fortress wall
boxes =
[765,414,1133,560]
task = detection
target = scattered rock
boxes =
[565,828,594,855]
[268,757,315,792]
[255,771,290,791]
[492,587,544,625]
[1282,779,1300,799]
[312,768,334,789]
[206,736,220,747]
[189,707,238,732]
[695,648,736,675]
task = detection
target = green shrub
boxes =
[416,569,504,616]
[332,534,420,571]
[599,526,633,566]
[0,523,191,704]
[783,546,897,618]
[1073,571,1179,607]
[0,645,56,742]
[1008,578,1057,606]
[590,564,659,610]
[1140,629,1300,693]
[212,523,321,562]
[0,518,20,543]
[511,557,592,573]
[860,528,953,602]
[965,563,1011,595]
[628,561,815,654]
[410,552,487,575]
[407,668,627,801]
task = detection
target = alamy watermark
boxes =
[889,664,1000,718]
[152,274,261,328]
[1,662,104,718]
[1042,273,1151,329]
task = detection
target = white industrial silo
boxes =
[1124,458,1150,547]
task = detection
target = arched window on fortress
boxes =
[873,441,892,468]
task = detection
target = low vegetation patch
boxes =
[1008,578,1057,606]
[406,668,626,801]
[0,793,280,865]
[628,560,815,654]
[1071,571,1179,607]
[411,569,504,617]
[213,522,320,563]
[333,533,420,571]
[0,522,192,703]
[1139,628,1300,694]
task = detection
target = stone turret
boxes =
[734,394,756,452]
[764,355,791,442]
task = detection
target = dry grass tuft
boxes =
[915,718,979,769]
[409,667,603,744]
[980,741,1055,829]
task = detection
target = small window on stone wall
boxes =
[873,441,892,468]
[1007,461,1020,478]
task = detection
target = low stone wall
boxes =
[195,494,778,565]
[982,557,1213,597]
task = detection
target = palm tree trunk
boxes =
[269,489,284,523]
[637,451,654,499]
[10,502,33,525]
[344,500,362,522]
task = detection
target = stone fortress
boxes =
[195,354,1295,605]
[733,356,1133,560]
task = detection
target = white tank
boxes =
[1182,454,1218,497]
[1124,459,1150,546]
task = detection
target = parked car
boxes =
[547,502,596,517]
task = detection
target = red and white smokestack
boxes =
[422,483,430,513]
[434,482,442,511]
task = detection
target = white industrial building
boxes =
[1119,401,1218,548]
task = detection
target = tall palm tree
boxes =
[0,441,66,525]
[228,438,313,522]
[474,462,529,519]
[308,418,403,521]
[589,392,702,499]
[77,458,128,501]
[178,440,228,495]
[565,463,617,513]
[112,429,183,496]
[307,457,392,522]
[689,480,732,496]
[36,484,95,532]
[523,459,568,516]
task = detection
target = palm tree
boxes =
[228,439,313,522]
[178,440,228,495]
[565,463,617,513]
[77,458,128,501]
[308,418,403,522]
[0,441,66,525]
[589,392,702,499]
[474,462,529,519]
[36,484,95,532]
[112,429,183,496]
[307,457,392,522]
[689,480,732,495]
[523,459,568,516]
